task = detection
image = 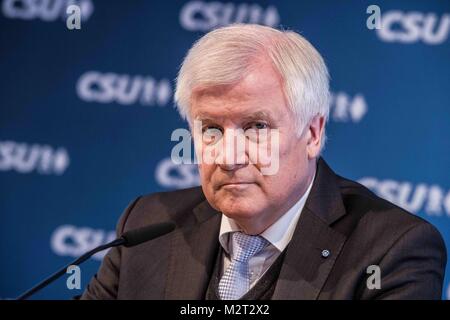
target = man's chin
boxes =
[220,203,263,221]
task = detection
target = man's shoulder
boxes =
[328,173,446,300]
[334,173,442,242]
[117,186,206,233]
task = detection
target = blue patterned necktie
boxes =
[218,231,269,300]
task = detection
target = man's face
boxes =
[190,60,320,234]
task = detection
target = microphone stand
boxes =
[16,238,125,300]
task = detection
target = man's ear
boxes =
[306,115,325,159]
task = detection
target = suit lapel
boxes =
[164,199,221,299]
[272,158,348,299]
[272,207,346,299]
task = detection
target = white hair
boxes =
[174,23,330,148]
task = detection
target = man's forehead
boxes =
[191,64,284,104]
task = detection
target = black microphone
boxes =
[16,221,176,300]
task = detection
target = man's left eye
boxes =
[246,122,268,130]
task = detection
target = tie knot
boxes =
[231,232,268,262]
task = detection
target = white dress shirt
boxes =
[218,173,316,289]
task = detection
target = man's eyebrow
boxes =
[194,110,275,122]
[241,111,274,121]
[193,114,216,122]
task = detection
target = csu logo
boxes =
[77,71,172,107]
[180,1,280,32]
[376,10,450,45]
[360,177,450,217]
[155,157,200,189]
[0,140,69,175]
[51,225,115,261]
[330,92,368,123]
[2,0,94,22]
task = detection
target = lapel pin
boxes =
[321,249,331,258]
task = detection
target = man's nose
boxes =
[215,128,248,171]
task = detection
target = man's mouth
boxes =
[220,182,254,189]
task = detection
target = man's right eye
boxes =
[202,126,223,134]
[202,125,220,133]
[202,127,223,143]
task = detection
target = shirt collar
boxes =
[218,172,316,253]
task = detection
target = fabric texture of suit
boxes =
[81,157,447,300]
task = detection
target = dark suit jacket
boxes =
[81,158,447,299]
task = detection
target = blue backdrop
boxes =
[1,0,449,299]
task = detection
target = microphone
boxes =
[16,221,176,300]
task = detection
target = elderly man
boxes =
[82,24,446,300]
